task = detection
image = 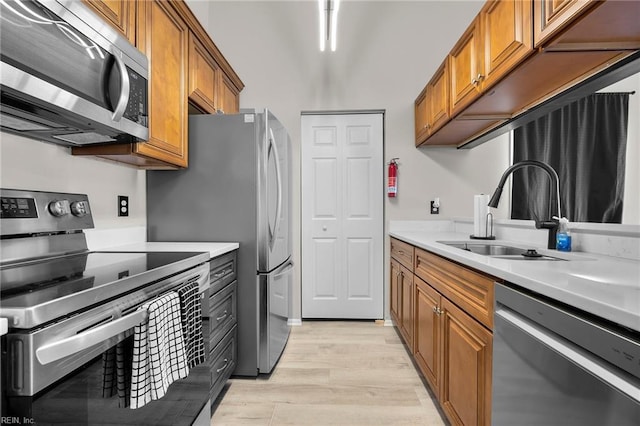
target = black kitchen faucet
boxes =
[488,160,562,250]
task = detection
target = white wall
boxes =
[189,0,512,321]
[0,134,146,230]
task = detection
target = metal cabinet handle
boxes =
[432,306,443,315]
[216,311,229,322]
[213,268,231,280]
[216,359,229,373]
[397,250,404,255]
[472,73,484,85]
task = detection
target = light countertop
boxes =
[101,242,239,260]
[390,230,640,332]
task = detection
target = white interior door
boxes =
[301,112,383,319]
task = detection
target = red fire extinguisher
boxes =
[388,158,399,198]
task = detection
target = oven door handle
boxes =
[35,310,147,365]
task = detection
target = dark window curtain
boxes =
[512,93,629,224]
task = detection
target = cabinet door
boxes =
[414,277,441,393]
[82,0,135,44]
[534,0,594,47]
[390,258,401,325]
[189,32,219,114]
[440,298,492,426]
[414,87,429,145]
[399,265,414,350]
[415,247,494,329]
[218,73,240,114]
[136,0,189,167]
[450,17,483,116]
[417,59,451,146]
[480,0,533,90]
[427,58,450,134]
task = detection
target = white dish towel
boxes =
[130,292,189,409]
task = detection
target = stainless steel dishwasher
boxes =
[492,282,640,425]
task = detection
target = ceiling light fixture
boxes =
[318,0,340,52]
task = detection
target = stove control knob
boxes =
[70,201,88,217]
[48,200,69,217]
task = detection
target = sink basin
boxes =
[438,241,565,261]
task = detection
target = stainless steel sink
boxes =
[438,241,565,261]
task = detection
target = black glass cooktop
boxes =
[0,251,207,329]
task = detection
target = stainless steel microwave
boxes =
[0,0,148,146]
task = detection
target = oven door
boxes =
[1,265,211,425]
[493,305,640,426]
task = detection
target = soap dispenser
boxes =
[553,216,571,252]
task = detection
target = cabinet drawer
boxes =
[210,325,237,403]
[210,280,237,349]
[209,250,237,294]
[390,238,414,270]
[414,247,494,329]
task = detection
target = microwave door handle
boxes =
[35,309,147,365]
[111,47,130,122]
[268,127,283,251]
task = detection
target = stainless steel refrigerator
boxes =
[146,109,292,376]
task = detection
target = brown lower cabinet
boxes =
[391,237,495,426]
[440,296,493,426]
[390,258,415,351]
[399,264,414,351]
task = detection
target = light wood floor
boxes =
[211,321,447,425]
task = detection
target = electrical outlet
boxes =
[430,200,440,214]
[118,195,129,217]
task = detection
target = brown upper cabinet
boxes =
[219,73,241,114]
[414,88,429,144]
[189,32,220,115]
[451,1,533,117]
[415,59,450,145]
[416,0,639,148]
[82,0,136,44]
[450,17,484,116]
[535,0,640,51]
[73,0,244,169]
[480,0,533,91]
[135,0,190,168]
[533,0,594,47]
[185,6,243,115]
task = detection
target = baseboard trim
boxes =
[288,318,303,326]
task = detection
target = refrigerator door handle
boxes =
[268,127,283,251]
[274,261,294,277]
